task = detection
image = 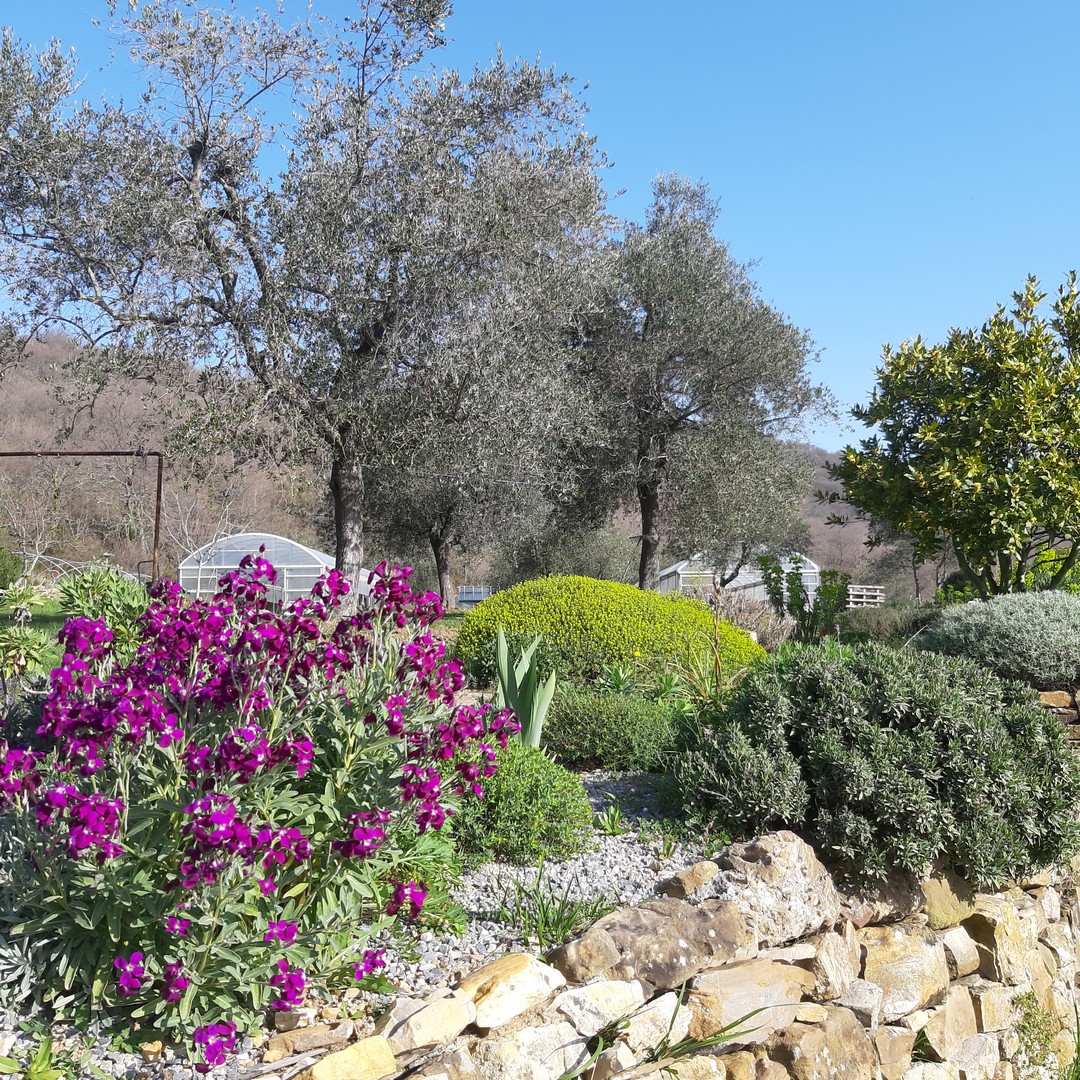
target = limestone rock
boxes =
[919,986,977,1063]
[794,1003,829,1023]
[960,978,1015,1033]
[549,979,645,1038]
[837,875,924,927]
[903,1065,960,1079]
[689,958,814,1044]
[755,1057,793,1080]
[658,860,720,899]
[384,993,475,1054]
[991,1064,1014,1080]
[764,1006,877,1079]
[937,927,981,980]
[1051,1027,1078,1070]
[834,978,884,1029]
[716,832,843,947]
[857,922,950,1022]
[589,1041,638,1080]
[456,953,565,1031]
[716,1051,756,1080]
[1030,885,1062,924]
[956,1033,1001,1080]
[546,928,621,984]
[140,1042,164,1064]
[412,1047,477,1080]
[1040,690,1073,708]
[299,1036,397,1080]
[263,1022,354,1063]
[872,1026,916,1080]
[593,899,752,992]
[623,992,692,1053]
[921,868,977,930]
[962,898,1029,985]
[474,1021,589,1080]
[804,922,859,1001]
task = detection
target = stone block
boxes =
[300,1036,397,1080]
[803,922,859,1001]
[955,1033,1000,1080]
[764,1006,877,1079]
[623,992,692,1054]
[921,868,977,930]
[689,958,814,1044]
[263,1022,354,1063]
[834,978,883,1029]
[546,928,621,984]
[657,860,720,899]
[715,831,843,947]
[857,922,950,1022]
[871,1025,915,1080]
[456,953,565,1031]
[595,898,752,991]
[962,898,1030,985]
[919,986,977,1063]
[385,993,475,1054]
[475,1020,590,1080]
[937,926,981,979]
[960,978,1015,1033]
[549,979,645,1038]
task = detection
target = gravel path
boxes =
[0,771,711,1080]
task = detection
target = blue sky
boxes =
[10,1,1080,449]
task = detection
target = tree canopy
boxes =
[581,175,824,590]
[0,3,606,597]
[828,275,1080,596]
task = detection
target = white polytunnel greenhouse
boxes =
[178,533,373,603]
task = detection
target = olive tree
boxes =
[582,175,825,590]
[0,3,606,596]
[829,275,1080,597]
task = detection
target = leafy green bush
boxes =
[543,686,675,771]
[674,642,1080,887]
[456,575,764,685]
[452,740,593,865]
[58,567,149,658]
[917,590,1080,689]
[0,541,21,593]
[837,604,939,646]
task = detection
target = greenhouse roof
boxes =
[178,532,372,600]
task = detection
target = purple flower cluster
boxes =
[354,947,387,981]
[2,556,518,1074]
[35,786,124,861]
[386,879,427,921]
[113,952,144,996]
[161,960,191,1004]
[193,1023,236,1073]
[268,958,305,1011]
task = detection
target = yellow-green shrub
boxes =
[455,575,764,685]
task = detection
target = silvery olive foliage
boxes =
[579,176,828,590]
[0,3,608,598]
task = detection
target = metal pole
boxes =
[0,449,166,583]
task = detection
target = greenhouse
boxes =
[178,533,372,603]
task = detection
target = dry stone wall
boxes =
[279,832,1080,1080]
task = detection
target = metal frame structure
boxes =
[0,450,164,582]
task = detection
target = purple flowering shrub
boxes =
[0,556,516,1072]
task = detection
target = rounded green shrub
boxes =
[542,686,675,771]
[917,591,1080,689]
[455,575,764,685]
[451,740,593,865]
[674,642,1080,887]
